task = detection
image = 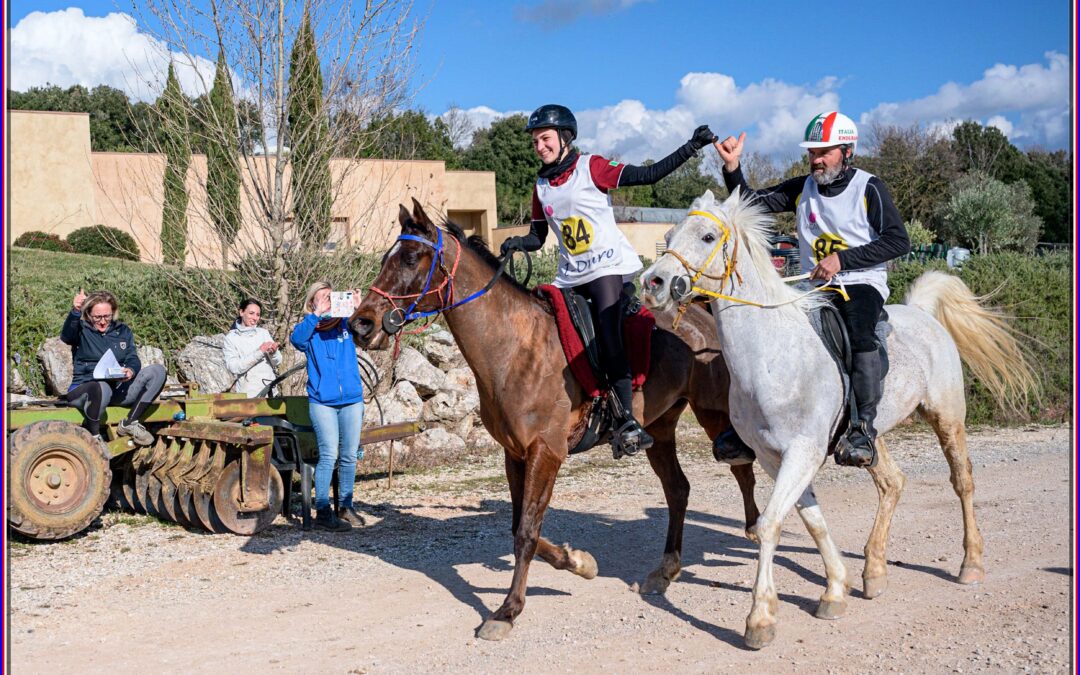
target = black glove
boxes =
[688,125,718,151]
[500,237,526,257]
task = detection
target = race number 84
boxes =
[560,216,595,255]
[812,233,848,262]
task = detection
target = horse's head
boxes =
[350,198,448,349]
[640,189,737,312]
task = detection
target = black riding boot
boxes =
[610,377,653,459]
[836,350,883,468]
[713,428,755,465]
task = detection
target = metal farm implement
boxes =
[7,387,420,540]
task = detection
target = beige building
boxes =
[9,110,498,267]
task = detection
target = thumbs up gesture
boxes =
[73,287,88,312]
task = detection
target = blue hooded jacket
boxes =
[289,314,364,406]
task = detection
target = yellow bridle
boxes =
[661,209,849,329]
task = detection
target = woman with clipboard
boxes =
[60,289,166,446]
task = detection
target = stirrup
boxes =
[835,422,877,468]
[611,419,653,459]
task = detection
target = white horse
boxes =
[640,188,1035,650]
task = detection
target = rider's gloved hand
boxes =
[688,125,718,151]
[500,237,526,257]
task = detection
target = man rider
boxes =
[712,111,910,467]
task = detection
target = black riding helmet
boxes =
[525,104,577,141]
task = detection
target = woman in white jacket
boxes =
[223,298,282,397]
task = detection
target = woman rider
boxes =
[501,104,717,458]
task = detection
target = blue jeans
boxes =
[308,399,364,510]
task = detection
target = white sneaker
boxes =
[117,419,154,446]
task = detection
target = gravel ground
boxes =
[7,423,1073,673]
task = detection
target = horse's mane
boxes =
[702,188,828,315]
[440,219,537,297]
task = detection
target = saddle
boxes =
[808,305,891,455]
[537,284,655,454]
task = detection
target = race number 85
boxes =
[560,216,595,255]
[812,233,848,262]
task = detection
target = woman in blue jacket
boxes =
[290,281,365,532]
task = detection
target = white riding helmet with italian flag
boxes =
[799,111,858,156]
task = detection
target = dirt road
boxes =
[8,424,1072,673]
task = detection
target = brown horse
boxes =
[350,199,758,640]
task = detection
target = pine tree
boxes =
[207,50,242,269]
[158,63,191,265]
[287,9,331,248]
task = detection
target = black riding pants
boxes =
[829,283,885,353]
[574,274,633,412]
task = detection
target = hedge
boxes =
[888,252,1070,424]
[66,225,141,261]
[13,231,74,253]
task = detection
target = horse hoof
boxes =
[863,575,888,599]
[570,550,598,580]
[745,527,760,544]
[957,565,985,585]
[744,624,776,650]
[815,599,847,620]
[477,619,513,641]
[640,573,671,595]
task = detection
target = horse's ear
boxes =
[703,189,715,203]
[411,198,436,236]
[398,204,412,229]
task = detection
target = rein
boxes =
[663,209,849,329]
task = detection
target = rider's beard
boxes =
[811,163,844,186]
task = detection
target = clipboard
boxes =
[92,348,127,380]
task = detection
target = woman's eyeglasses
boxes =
[89,314,113,322]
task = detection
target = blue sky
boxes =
[8,0,1074,163]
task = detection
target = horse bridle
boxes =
[368,228,513,336]
[660,209,847,329]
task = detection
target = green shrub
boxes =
[66,225,141,261]
[904,218,936,247]
[13,231,74,253]
[888,252,1069,424]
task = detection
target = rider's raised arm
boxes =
[607,125,716,188]
[837,177,911,271]
[721,164,805,215]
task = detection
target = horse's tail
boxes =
[904,270,1037,416]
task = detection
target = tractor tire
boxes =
[8,420,112,540]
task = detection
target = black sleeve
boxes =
[520,219,549,252]
[721,165,805,214]
[837,177,911,270]
[60,310,82,346]
[616,142,697,187]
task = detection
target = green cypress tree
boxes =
[158,63,191,265]
[207,51,242,269]
[287,8,331,247]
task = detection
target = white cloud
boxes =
[10,8,217,101]
[444,72,840,163]
[443,52,1068,165]
[862,52,1069,148]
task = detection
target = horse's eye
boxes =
[703,233,716,244]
